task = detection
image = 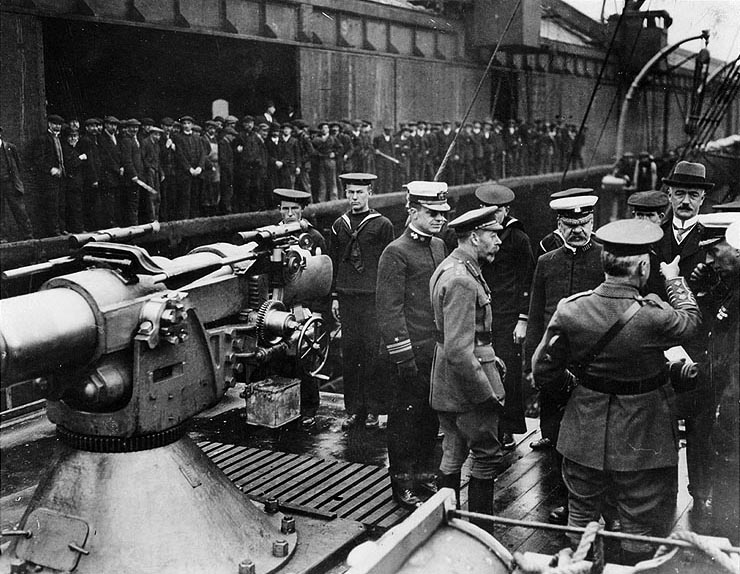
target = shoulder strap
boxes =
[575,300,643,374]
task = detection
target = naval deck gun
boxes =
[0,221,339,573]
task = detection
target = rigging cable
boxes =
[433,0,522,182]
[694,59,740,148]
[559,2,629,186]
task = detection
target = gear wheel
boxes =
[256,300,286,345]
[296,315,330,376]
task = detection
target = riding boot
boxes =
[467,477,495,533]
[437,471,461,508]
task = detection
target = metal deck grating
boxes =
[198,441,410,529]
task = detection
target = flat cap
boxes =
[204,120,219,128]
[712,199,740,212]
[222,126,238,136]
[317,120,329,128]
[549,194,598,217]
[627,190,669,211]
[281,122,293,129]
[179,115,195,122]
[273,188,311,203]
[160,117,174,126]
[662,160,714,190]
[293,119,308,129]
[47,114,65,124]
[148,126,164,133]
[213,115,225,123]
[192,124,202,132]
[594,219,663,255]
[550,187,594,200]
[140,117,155,126]
[256,122,269,129]
[241,115,255,122]
[127,118,142,127]
[475,183,515,207]
[225,115,239,123]
[448,206,503,234]
[339,172,377,186]
[84,118,101,126]
[405,181,450,212]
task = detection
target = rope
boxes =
[511,522,604,574]
[654,530,740,574]
[433,0,522,182]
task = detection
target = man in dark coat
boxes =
[377,181,449,509]
[141,127,164,221]
[158,117,177,221]
[372,127,395,195]
[173,115,206,220]
[61,127,86,233]
[651,160,714,528]
[525,192,604,525]
[35,114,66,235]
[119,119,145,226]
[0,126,34,241]
[476,184,535,449]
[330,173,394,430]
[98,116,124,227]
[533,219,701,564]
[430,205,507,532]
[79,118,102,231]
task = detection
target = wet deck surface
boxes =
[1,390,693,561]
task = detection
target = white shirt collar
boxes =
[673,215,698,230]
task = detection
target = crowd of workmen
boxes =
[1,109,588,241]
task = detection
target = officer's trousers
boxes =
[387,344,439,480]
[492,313,527,435]
[562,457,677,553]
[438,401,503,480]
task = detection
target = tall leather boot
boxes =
[467,477,495,533]
[437,471,461,508]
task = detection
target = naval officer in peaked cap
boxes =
[377,181,449,509]
[533,219,701,564]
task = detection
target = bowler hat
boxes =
[662,161,714,190]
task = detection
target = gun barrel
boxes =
[69,221,161,249]
[233,220,308,245]
[0,288,98,386]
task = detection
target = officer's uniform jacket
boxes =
[330,209,394,296]
[536,229,565,260]
[532,281,701,471]
[482,216,534,322]
[376,226,446,364]
[429,245,506,412]
[525,241,604,371]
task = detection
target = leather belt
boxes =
[579,372,667,395]
[435,331,492,346]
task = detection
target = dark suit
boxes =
[141,136,162,221]
[651,219,713,504]
[173,131,206,220]
[98,130,123,227]
[35,130,65,235]
[120,134,144,225]
[79,134,101,230]
[0,139,34,240]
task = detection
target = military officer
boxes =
[476,183,535,449]
[627,189,668,226]
[430,206,507,531]
[533,219,701,564]
[525,192,604,526]
[536,188,595,259]
[330,173,394,430]
[377,181,449,509]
